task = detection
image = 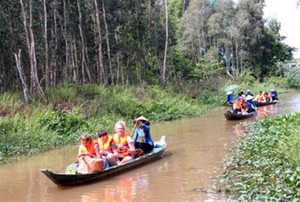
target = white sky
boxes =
[264,0,300,59]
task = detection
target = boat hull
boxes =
[41,136,166,186]
[224,110,256,120]
[254,101,277,107]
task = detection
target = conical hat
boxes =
[133,116,150,125]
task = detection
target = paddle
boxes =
[130,121,138,137]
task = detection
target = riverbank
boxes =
[0,84,222,164]
[220,112,300,200]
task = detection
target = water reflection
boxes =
[80,175,142,202]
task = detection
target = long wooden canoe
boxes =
[224,110,256,120]
[41,136,167,186]
[253,100,277,107]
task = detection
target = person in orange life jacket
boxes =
[232,96,243,114]
[77,134,110,169]
[113,120,136,165]
[97,129,118,166]
[132,116,154,154]
[253,91,266,102]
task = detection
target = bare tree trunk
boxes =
[73,37,79,83]
[43,0,50,90]
[20,0,44,96]
[62,0,69,84]
[102,1,114,84]
[77,0,91,83]
[14,50,29,103]
[50,2,58,86]
[94,0,106,84]
[160,0,169,87]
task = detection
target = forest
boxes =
[0,0,294,100]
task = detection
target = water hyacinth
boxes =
[221,113,300,200]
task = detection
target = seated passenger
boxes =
[263,92,272,102]
[226,91,235,105]
[97,129,118,166]
[132,116,154,154]
[270,89,278,101]
[77,134,101,160]
[241,97,248,114]
[76,134,109,173]
[113,120,136,165]
[253,91,266,102]
[246,95,256,113]
[246,89,254,97]
[232,97,243,114]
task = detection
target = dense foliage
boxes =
[221,113,300,200]
[0,0,293,97]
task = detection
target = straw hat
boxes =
[133,116,150,125]
[246,95,254,101]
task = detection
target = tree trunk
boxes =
[14,50,29,103]
[62,0,69,84]
[20,0,43,96]
[43,0,50,90]
[77,0,91,83]
[93,0,106,84]
[160,0,169,87]
[102,1,114,84]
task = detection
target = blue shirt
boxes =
[133,124,154,146]
[227,93,235,104]
[246,100,256,110]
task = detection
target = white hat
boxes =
[247,89,251,92]
[226,91,232,95]
[246,95,254,100]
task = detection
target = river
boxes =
[0,91,299,202]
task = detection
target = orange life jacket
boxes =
[113,133,131,157]
[113,133,130,147]
[98,136,114,153]
[233,100,242,110]
[241,101,248,109]
[256,94,264,102]
[80,140,98,156]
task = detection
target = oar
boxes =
[222,100,228,106]
[130,121,138,137]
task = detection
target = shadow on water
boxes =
[1,91,300,202]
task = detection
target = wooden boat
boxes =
[253,100,278,107]
[41,136,167,186]
[224,110,256,120]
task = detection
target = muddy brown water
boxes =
[1,92,300,202]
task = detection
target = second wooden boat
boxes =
[224,110,256,120]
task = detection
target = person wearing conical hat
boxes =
[226,91,235,105]
[132,116,154,153]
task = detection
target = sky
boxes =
[263,0,300,59]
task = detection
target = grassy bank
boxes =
[221,113,300,201]
[0,84,223,164]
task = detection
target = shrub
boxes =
[286,71,300,89]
